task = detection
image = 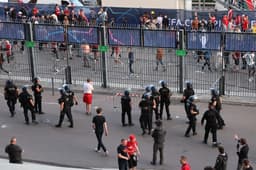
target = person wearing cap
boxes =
[151,120,166,165]
[201,102,221,147]
[18,86,38,125]
[127,134,140,170]
[83,79,94,115]
[181,81,195,122]
[159,81,172,120]
[4,80,18,117]
[184,95,199,137]
[210,88,225,129]
[31,77,44,114]
[121,90,133,126]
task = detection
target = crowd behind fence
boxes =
[0,21,255,97]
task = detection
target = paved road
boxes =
[0,43,255,97]
[0,89,256,170]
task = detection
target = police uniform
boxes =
[211,90,225,129]
[185,97,199,137]
[151,120,166,165]
[182,83,195,119]
[121,91,133,126]
[139,96,153,135]
[151,86,160,120]
[159,83,171,120]
[4,80,18,117]
[55,89,75,128]
[201,103,219,146]
[31,78,43,114]
[18,87,37,125]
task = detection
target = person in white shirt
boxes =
[243,52,255,82]
[83,79,94,115]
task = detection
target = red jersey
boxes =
[222,16,229,27]
[242,18,249,31]
[235,15,241,26]
[210,16,216,24]
[5,42,11,56]
[228,9,233,21]
[55,7,61,16]
[181,163,191,170]
[126,141,137,156]
[64,9,70,16]
[32,7,39,16]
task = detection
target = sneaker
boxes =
[68,125,73,128]
[94,148,101,153]
[184,134,190,137]
[55,124,61,128]
[150,161,156,165]
[104,151,109,156]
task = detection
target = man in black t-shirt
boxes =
[117,138,129,170]
[92,107,109,156]
[5,137,23,164]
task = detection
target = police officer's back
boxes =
[121,90,133,126]
[4,80,18,117]
[159,81,172,120]
[139,94,152,135]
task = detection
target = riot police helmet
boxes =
[124,90,130,96]
[63,84,70,92]
[151,86,157,92]
[33,77,40,83]
[159,80,167,87]
[210,88,218,96]
[142,92,151,99]
[6,80,13,86]
[145,86,151,92]
[185,80,192,89]
[188,95,198,103]
[22,86,27,92]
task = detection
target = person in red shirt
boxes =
[228,7,233,21]
[32,7,39,17]
[180,155,191,170]
[55,4,61,16]
[235,14,241,28]
[209,13,216,30]
[126,134,140,170]
[222,15,229,31]
[242,15,249,32]
[5,40,12,63]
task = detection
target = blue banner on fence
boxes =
[225,33,256,52]
[108,28,141,46]
[67,27,98,44]
[187,32,221,50]
[143,30,176,48]
[0,23,24,40]
[34,25,64,42]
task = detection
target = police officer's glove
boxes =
[75,101,78,105]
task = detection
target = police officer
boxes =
[142,86,151,99]
[31,77,44,114]
[120,90,133,126]
[151,120,166,165]
[184,95,199,137]
[151,86,160,120]
[139,93,155,135]
[181,81,195,121]
[18,86,38,125]
[55,85,78,128]
[210,88,225,129]
[4,80,18,117]
[201,102,220,147]
[159,81,172,120]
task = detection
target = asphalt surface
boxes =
[1,43,255,97]
[0,89,256,170]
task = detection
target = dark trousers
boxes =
[242,57,247,69]
[139,114,148,132]
[202,58,212,71]
[95,131,106,152]
[216,109,225,128]
[152,143,164,164]
[34,95,42,113]
[184,102,189,119]
[121,108,132,125]
[57,108,73,126]
[160,100,170,119]
[23,106,36,123]
[129,62,134,73]
[204,125,217,143]
[118,160,128,170]
[185,116,196,135]
[7,98,16,116]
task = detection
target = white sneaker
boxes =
[94,148,101,153]
[104,150,109,156]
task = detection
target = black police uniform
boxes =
[4,82,18,117]
[31,81,43,114]
[151,90,160,120]
[185,102,199,137]
[56,91,74,128]
[121,95,133,126]
[201,108,219,144]
[151,121,166,165]
[211,95,225,129]
[139,98,153,135]
[182,88,195,118]
[159,87,171,120]
[18,90,37,124]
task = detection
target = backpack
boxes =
[65,92,74,107]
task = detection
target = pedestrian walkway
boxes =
[0,158,117,170]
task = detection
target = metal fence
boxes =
[0,22,255,97]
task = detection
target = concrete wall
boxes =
[102,0,186,9]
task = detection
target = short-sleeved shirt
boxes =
[121,96,131,109]
[117,144,128,164]
[92,115,106,133]
[83,82,94,94]
[31,83,42,96]
[5,144,22,163]
[126,141,137,156]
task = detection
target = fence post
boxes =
[178,29,185,93]
[100,25,108,88]
[219,40,225,95]
[25,22,36,81]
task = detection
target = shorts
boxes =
[83,93,93,104]
[128,154,137,168]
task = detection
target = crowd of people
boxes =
[3,77,254,170]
